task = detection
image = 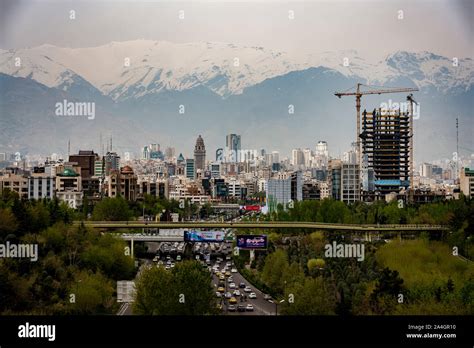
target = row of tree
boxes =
[133,261,218,315]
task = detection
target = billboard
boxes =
[236,235,267,249]
[240,205,261,212]
[184,231,225,242]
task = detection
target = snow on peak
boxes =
[0,40,472,100]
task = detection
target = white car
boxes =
[229,283,236,289]
[244,287,252,293]
[216,292,222,298]
[231,268,238,273]
[246,304,254,311]
[249,292,257,299]
[233,290,241,296]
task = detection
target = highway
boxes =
[210,260,276,315]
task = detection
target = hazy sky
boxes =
[1,0,473,60]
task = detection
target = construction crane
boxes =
[335,83,419,200]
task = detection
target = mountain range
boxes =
[0,40,473,162]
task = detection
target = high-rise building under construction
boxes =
[360,108,411,199]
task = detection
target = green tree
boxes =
[282,277,336,315]
[0,207,18,240]
[133,261,216,315]
[81,234,135,280]
[172,261,217,315]
[92,196,132,221]
[68,270,115,314]
[261,249,290,293]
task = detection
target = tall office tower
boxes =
[361,108,411,198]
[226,134,241,161]
[104,152,120,176]
[315,141,329,168]
[303,148,312,168]
[69,150,98,178]
[329,159,360,203]
[421,163,433,178]
[186,159,195,179]
[291,148,305,166]
[194,135,206,176]
[150,143,160,152]
[142,146,150,160]
[316,141,329,157]
[165,147,175,160]
[271,151,280,164]
[266,171,302,212]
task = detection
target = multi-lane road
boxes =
[210,260,276,315]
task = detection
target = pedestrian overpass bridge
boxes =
[74,221,448,232]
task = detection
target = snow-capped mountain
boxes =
[0,40,306,100]
[0,40,472,101]
[1,40,473,162]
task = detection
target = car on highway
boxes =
[227,277,233,283]
[229,283,236,289]
[216,292,222,298]
[244,286,252,293]
[233,290,241,296]
[246,304,254,311]
[225,292,232,299]
[249,292,257,299]
[229,297,237,304]
[237,305,246,312]
[231,268,238,273]
[239,282,246,288]
[225,271,231,277]
[219,275,225,281]
[217,287,225,293]
[264,294,272,301]
[228,305,236,312]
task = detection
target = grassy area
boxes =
[376,239,474,290]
